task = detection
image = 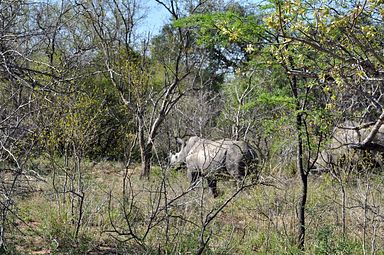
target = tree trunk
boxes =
[297,168,308,250]
[296,111,308,250]
[74,152,84,241]
[140,142,153,178]
[0,210,5,251]
[137,110,152,178]
[137,91,179,178]
[289,72,309,250]
[341,184,346,239]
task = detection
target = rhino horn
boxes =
[176,138,185,147]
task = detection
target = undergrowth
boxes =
[5,161,384,254]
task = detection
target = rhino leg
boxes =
[225,161,242,181]
[206,176,218,197]
[187,169,200,184]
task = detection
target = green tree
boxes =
[265,0,384,248]
[176,2,335,250]
[268,0,384,143]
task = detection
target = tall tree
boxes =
[265,1,384,247]
[176,1,335,250]
[78,0,218,177]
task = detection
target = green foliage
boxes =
[0,246,24,255]
[262,0,384,121]
[314,226,362,255]
[36,72,137,161]
[175,11,265,46]
[257,92,295,108]
[174,9,268,71]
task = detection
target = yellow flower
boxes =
[229,31,239,41]
[245,44,254,53]
[325,103,335,110]
[221,27,230,35]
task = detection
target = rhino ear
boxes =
[176,138,185,148]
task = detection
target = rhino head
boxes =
[169,138,186,169]
[169,151,180,166]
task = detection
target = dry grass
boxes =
[5,160,384,254]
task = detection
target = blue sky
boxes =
[138,0,260,36]
[138,1,170,36]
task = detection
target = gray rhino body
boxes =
[316,122,384,171]
[170,136,257,197]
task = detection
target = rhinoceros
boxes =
[315,121,384,171]
[169,136,257,197]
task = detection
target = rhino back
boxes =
[316,122,384,169]
[223,140,255,161]
[186,140,227,174]
[177,136,202,163]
